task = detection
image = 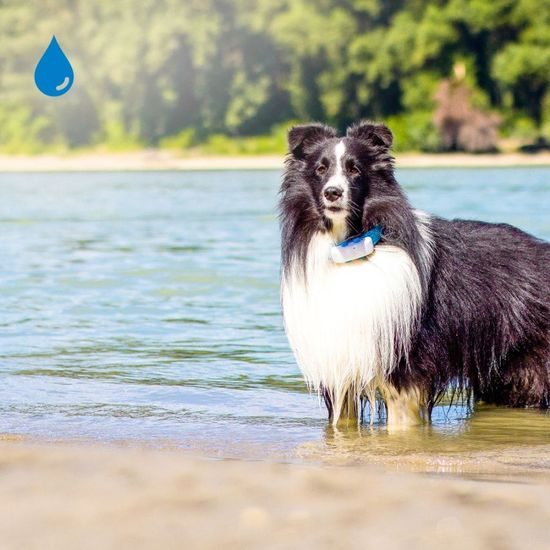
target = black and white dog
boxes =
[279,121,549,427]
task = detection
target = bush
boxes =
[386,112,440,152]
[158,128,196,150]
[194,122,293,156]
[0,104,61,154]
[98,121,143,151]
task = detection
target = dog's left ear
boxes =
[346,121,393,149]
[287,123,337,159]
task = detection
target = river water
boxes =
[1,168,548,475]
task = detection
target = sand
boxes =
[1,150,550,171]
[0,439,548,549]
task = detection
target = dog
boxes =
[279,121,549,427]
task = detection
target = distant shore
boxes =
[0,439,548,549]
[1,150,550,172]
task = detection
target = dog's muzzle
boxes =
[323,186,343,202]
[322,185,347,214]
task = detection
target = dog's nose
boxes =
[323,186,343,202]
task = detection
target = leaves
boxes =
[0,0,548,152]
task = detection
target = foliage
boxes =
[0,0,548,153]
[194,122,291,156]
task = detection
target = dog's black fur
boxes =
[280,121,550,415]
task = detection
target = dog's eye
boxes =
[348,163,360,176]
[316,164,328,176]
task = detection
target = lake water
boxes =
[1,168,549,475]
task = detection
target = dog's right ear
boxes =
[346,121,393,149]
[287,123,337,159]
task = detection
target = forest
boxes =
[0,0,548,153]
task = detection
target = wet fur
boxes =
[279,121,550,426]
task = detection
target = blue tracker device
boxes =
[330,225,383,263]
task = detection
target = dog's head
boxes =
[282,121,397,236]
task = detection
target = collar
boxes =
[330,225,383,264]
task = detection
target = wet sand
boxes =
[1,439,548,549]
[1,150,550,171]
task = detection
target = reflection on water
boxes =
[0,168,548,475]
[298,405,550,479]
[306,405,550,466]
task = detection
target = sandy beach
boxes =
[1,150,550,171]
[0,439,548,549]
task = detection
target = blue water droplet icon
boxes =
[34,36,74,97]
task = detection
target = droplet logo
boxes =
[34,36,74,97]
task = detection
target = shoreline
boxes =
[1,438,549,548]
[1,150,550,172]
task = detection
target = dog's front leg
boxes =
[322,386,361,426]
[379,384,429,428]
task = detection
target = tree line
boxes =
[0,0,548,153]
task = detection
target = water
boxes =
[34,36,74,97]
[0,168,548,474]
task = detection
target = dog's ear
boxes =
[346,121,393,149]
[287,123,337,159]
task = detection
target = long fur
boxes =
[279,121,550,426]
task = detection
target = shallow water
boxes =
[0,168,548,475]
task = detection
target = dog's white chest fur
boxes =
[281,231,422,419]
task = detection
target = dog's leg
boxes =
[321,387,334,422]
[322,385,361,426]
[378,383,429,428]
[337,389,360,426]
[478,342,550,409]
